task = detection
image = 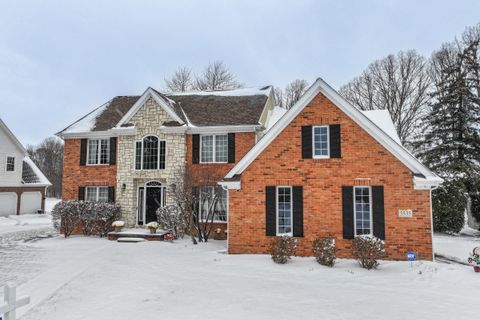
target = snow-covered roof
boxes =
[168,86,272,97]
[265,106,287,130]
[22,156,51,186]
[361,110,401,144]
[61,101,111,134]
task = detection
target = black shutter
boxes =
[192,134,200,164]
[78,186,85,201]
[228,133,235,163]
[342,186,354,239]
[109,137,117,165]
[80,139,87,166]
[372,186,385,240]
[292,186,304,237]
[329,124,341,158]
[265,186,276,236]
[301,126,312,159]
[192,186,199,213]
[108,187,115,203]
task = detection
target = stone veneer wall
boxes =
[116,97,186,226]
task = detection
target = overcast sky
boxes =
[1,0,479,145]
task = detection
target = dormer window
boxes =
[6,156,15,171]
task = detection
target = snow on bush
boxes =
[51,200,120,238]
[269,236,297,264]
[312,237,336,267]
[157,205,186,238]
[352,235,386,270]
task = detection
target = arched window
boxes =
[135,136,166,170]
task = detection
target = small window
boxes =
[6,156,15,171]
[87,139,110,165]
[313,126,329,158]
[134,136,166,170]
[277,186,292,235]
[354,186,372,236]
[199,186,227,222]
[85,186,109,202]
[200,134,228,163]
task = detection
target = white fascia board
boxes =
[162,125,262,134]
[225,77,440,181]
[58,127,136,139]
[218,180,241,190]
[413,176,444,190]
[115,88,184,128]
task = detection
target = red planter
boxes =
[474,266,480,273]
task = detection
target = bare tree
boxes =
[193,60,241,91]
[339,50,431,146]
[164,67,193,92]
[27,137,64,198]
[273,87,284,108]
[274,79,309,109]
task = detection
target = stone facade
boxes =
[228,92,433,260]
[116,97,186,226]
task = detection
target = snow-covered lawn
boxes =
[0,235,476,320]
[434,232,480,262]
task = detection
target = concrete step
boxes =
[117,237,146,243]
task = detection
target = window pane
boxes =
[88,140,98,164]
[143,136,159,170]
[199,186,227,221]
[86,187,97,201]
[277,187,292,234]
[135,141,142,170]
[201,135,213,162]
[159,140,166,169]
[354,187,371,235]
[99,139,110,164]
[215,135,228,162]
[6,157,15,171]
[97,187,109,202]
[313,126,329,156]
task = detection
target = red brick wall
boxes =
[228,93,433,260]
[62,139,117,200]
[186,132,256,236]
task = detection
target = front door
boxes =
[145,187,162,224]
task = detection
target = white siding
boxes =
[0,126,24,186]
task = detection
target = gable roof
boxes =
[224,78,442,189]
[22,156,51,186]
[0,118,27,154]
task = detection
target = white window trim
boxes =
[86,139,110,166]
[5,156,15,172]
[312,125,330,159]
[353,185,373,237]
[134,135,167,171]
[85,186,109,202]
[276,186,293,236]
[199,134,228,164]
[198,186,228,223]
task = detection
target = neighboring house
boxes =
[0,119,51,216]
[220,78,442,260]
[57,86,278,236]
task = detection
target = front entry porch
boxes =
[136,180,166,225]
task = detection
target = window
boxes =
[313,126,329,158]
[199,186,227,222]
[200,134,228,163]
[6,156,15,171]
[87,139,110,165]
[354,186,372,236]
[277,186,292,235]
[85,186,109,202]
[135,136,166,170]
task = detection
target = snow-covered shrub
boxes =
[93,202,121,237]
[52,200,81,238]
[157,205,186,238]
[269,236,297,264]
[312,237,336,267]
[432,179,467,233]
[351,236,385,270]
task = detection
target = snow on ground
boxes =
[434,232,480,262]
[0,236,476,320]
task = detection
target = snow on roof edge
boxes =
[23,156,51,186]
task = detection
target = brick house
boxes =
[0,118,51,216]
[220,78,442,260]
[57,86,278,235]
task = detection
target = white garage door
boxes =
[0,192,17,216]
[20,192,42,214]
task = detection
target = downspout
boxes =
[429,186,439,262]
[221,184,230,254]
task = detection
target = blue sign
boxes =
[406,251,416,261]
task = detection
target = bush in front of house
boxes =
[157,205,186,239]
[432,179,467,233]
[52,200,120,238]
[312,237,336,267]
[351,235,386,270]
[269,236,297,264]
